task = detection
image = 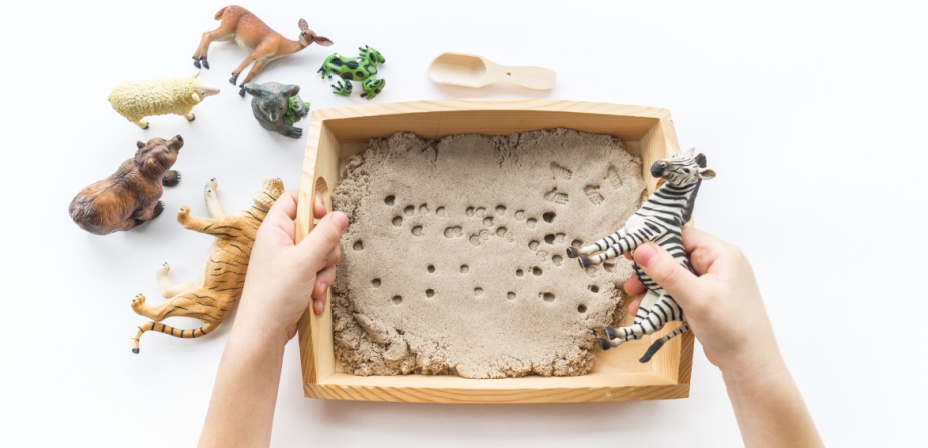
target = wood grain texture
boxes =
[294,99,691,403]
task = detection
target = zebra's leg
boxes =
[156,262,196,298]
[567,228,626,258]
[599,290,670,349]
[639,322,690,363]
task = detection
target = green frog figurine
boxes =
[317,45,386,100]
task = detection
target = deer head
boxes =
[298,19,333,48]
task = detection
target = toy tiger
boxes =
[130,177,283,353]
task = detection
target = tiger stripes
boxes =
[566,149,715,362]
[130,178,282,353]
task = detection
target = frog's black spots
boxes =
[544,188,569,205]
[384,195,396,206]
[353,240,364,251]
[584,184,604,205]
[550,162,573,180]
[606,164,623,189]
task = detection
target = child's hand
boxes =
[239,192,348,342]
[623,227,782,378]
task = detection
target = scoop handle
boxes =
[484,60,557,90]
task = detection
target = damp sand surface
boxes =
[331,129,646,379]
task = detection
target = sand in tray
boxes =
[331,128,646,379]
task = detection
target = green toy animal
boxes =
[317,45,386,99]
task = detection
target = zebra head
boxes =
[650,148,716,186]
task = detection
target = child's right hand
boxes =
[623,227,785,379]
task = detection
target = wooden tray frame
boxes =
[295,99,693,403]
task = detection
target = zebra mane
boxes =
[681,153,707,223]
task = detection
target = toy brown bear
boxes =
[69,135,184,235]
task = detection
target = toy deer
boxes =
[192,5,333,96]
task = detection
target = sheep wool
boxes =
[108,72,219,129]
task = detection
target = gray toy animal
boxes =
[69,136,184,235]
[243,82,310,138]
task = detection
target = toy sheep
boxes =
[108,72,219,129]
[69,136,184,235]
[243,82,309,138]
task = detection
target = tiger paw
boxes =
[157,262,170,277]
[177,206,191,222]
[131,294,147,311]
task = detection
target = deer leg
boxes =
[236,59,270,96]
[156,262,197,298]
[193,29,232,69]
[230,55,257,90]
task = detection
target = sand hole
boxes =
[589,285,600,293]
[542,212,555,223]
[483,217,494,226]
[585,267,597,276]
[353,240,364,251]
[436,206,446,216]
[536,251,548,261]
[578,304,587,313]
[496,205,507,214]
[571,239,583,248]
[419,204,429,213]
[372,279,381,288]
[555,233,565,243]
[465,206,475,216]
[469,235,481,246]
[392,216,403,227]
[516,269,524,277]
[384,195,395,206]
[474,287,484,296]
[460,265,469,274]
[392,295,403,305]
[475,207,486,217]
[541,292,555,302]
[526,218,537,228]
[427,265,435,273]
[412,226,423,236]
[496,227,508,237]
[552,255,563,265]
[528,240,540,250]
[603,262,617,273]
[426,289,435,298]
[404,205,415,216]
[544,234,555,244]
[507,292,516,300]
[532,267,543,276]
[514,210,526,220]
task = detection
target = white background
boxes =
[1,0,925,446]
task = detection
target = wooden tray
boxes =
[294,99,693,403]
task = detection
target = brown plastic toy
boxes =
[69,136,184,235]
[192,5,333,96]
[130,178,284,353]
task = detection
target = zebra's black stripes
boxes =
[566,149,715,363]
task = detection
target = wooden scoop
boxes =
[428,52,556,90]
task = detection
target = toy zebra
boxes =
[566,148,715,363]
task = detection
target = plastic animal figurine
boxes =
[108,72,219,129]
[566,148,716,363]
[130,178,284,353]
[192,5,333,96]
[69,136,184,235]
[243,82,310,138]
[317,45,386,99]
